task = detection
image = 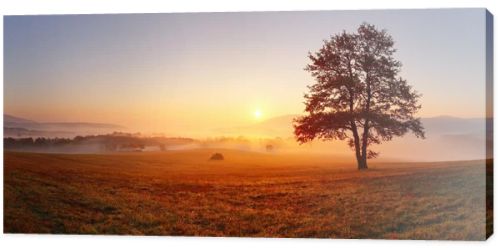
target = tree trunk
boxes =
[350,121,362,170]
[360,125,369,170]
[359,76,372,170]
[357,153,368,170]
[353,131,367,170]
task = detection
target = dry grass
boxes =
[3,149,490,240]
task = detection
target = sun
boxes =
[254,109,262,119]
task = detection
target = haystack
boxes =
[209,153,224,160]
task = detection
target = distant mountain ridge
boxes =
[4,114,123,129]
[4,114,124,138]
[4,114,36,124]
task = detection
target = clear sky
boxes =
[4,9,488,134]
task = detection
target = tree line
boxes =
[4,133,195,152]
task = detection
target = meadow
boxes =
[4,150,491,240]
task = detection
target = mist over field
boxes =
[4,113,490,162]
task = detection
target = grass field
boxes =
[3,150,491,240]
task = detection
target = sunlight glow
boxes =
[254,109,262,120]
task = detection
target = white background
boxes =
[0,0,498,250]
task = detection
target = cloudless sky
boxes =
[4,9,488,134]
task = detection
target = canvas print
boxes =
[3,9,493,240]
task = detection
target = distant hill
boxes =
[419,115,490,135]
[4,127,75,138]
[4,114,36,124]
[4,114,124,138]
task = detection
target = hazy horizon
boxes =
[4,112,489,162]
[4,113,491,138]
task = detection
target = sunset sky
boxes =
[4,9,488,134]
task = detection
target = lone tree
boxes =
[294,23,425,170]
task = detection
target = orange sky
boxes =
[4,10,490,135]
